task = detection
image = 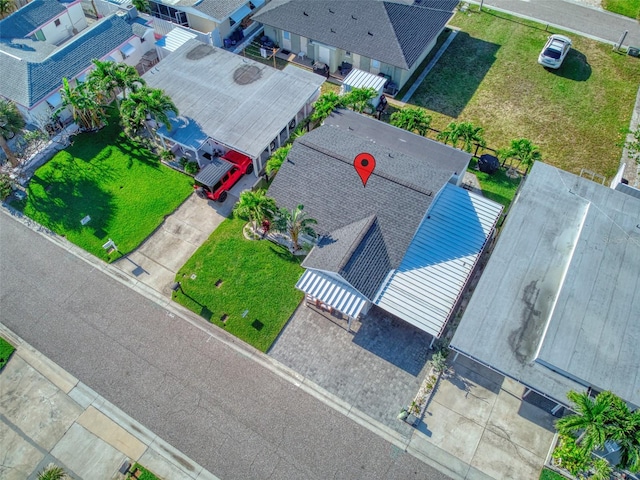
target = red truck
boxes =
[194,150,254,202]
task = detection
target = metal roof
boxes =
[296,269,368,319]
[194,158,233,187]
[342,69,387,92]
[375,184,503,338]
[451,162,640,407]
[155,27,198,53]
[143,40,324,159]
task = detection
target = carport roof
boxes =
[451,162,640,407]
[194,158,233,187]
[143,39,324,159]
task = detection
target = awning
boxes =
[121,43,136,57]
[296,270,368,319]
[194,159,233,188]
[230,4,251,23]
[46,91,62,108]
[342,69,386,92]
[251,0,265,7]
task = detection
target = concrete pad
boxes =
[17,346,77,394]
[90,396,157,447]
[0,421,45,480]
[0,356,83,450]
[433,371,498,426]
[76,406,147,461]
[486,390,556,459]
[67,382,98,409]
[470,428,545,480]
[51,423,126,480]
[421,399,485,464]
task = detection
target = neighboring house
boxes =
[142,39,324,175]
[0,0,154,125]
[253,0,458,92]
[147,0,269,48]
[451,162,640,411]
[268,109,503,341]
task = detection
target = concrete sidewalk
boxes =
[0,325,219,480]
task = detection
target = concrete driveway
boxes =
[113,173,258,296]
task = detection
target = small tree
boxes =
[37,464,69,480]
[132,0,150,13]
[59,77,106,131]
[233,189,277,231]
[0,0,17,19]
[436,121,486,153]
[310,92,343,124]
[265,144,291,178]
[120,87,177,142]
[342,87,377,113]
[390,107,432,136]
[274,204,317,251]
[0,99,26,167]
[0,173,13,200]
[498,138,542,173]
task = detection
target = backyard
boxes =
[172,215,304,352]
[13,118,193,261]
[405,7,640,179]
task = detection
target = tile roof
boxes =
[0,14,136,108]
[253,0,457,69]
[268,114,461,300]
[0,0,66,39]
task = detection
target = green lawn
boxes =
[406,8,640,179]
[173,215,304,352]
[539,468,567,480]
[15,118,193,262]
[0,337,16,370]
[467,159,521,208]
[603,0,640,19]
[127,464,161,480]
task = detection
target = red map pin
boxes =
[354,153,376,187]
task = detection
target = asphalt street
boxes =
[0,213,453,480]
[471,0,640,47]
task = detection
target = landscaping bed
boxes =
[12,118,193,262]
[173,215,304,352]
[0,337,16,371]
[407,7,640,178]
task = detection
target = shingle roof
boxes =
[268,115,461,300]
[0,0,66,39]
[0,14,136,108]
[253,0,457,69]
[191,0,251,22]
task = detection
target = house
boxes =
[253,0,458,92]
[268,109,503,341]
[0,0,155,125]
[450,161,640,410]
[142,38,324,175]
[145,0,269,49]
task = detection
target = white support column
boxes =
[453,351,459,362]
[347,316,353,332]
[551,404,563,415]
[429,336,436,349]
[522,388,532,399]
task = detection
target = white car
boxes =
[538,34,572,69]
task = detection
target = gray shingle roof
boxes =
[253,0,457,69]
[0,0,66,39]
[268,115,461,299]
[191,0,251,22]
[0,14,137,108]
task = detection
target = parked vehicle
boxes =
[194,150,253,202]
[538,34,572,69]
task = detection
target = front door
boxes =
[318,45,331,65]
[352,53,360,69]
[282,31,292,51]
[300,36,307,55]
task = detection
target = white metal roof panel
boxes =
[342,68,387,91]
[296,269,368,319]
[156,27,198,53]
[375,184,503,337]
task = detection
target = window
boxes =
[34,29,46,41]
[371,59,380,68]
[345,51,351,56]
[283,31,290,40]
[54,18,61,27]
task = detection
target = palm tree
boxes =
[37,463,69,480]
[342,87,377,113]
[88,60,145,108]
[274,204,317,251]
[498,138,542,173]
[390,107,432,136]
[265,144,291,178]
[310,92,342,124]
[59,77,105,131]
[556,390,612,453]
[132,0,150,13]
[610,402,640,472]
[0,99,25,167]
[436,121,486,153]
[120,87,177,141]
[0,0,16,19]
[233,189,277,232]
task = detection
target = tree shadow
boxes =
[547,49,591,82]
[268,244,302,264]
[409,32,500,118]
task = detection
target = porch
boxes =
[275,49,347,84]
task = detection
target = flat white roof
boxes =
[144,39,324,159]
[375,184,503,338]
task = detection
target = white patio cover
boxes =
[296,270,368,319]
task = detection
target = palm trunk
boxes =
[0,135,18,167]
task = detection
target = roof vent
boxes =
[367,31,373,36]
[351,15,357,20]
[330,28,335,33]
[328,8,334,13]
[303,11,308,16]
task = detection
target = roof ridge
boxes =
[335,214,377,271]
[297,136,434,197]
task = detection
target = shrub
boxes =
[0,174,13,201]
[184,161,199,175]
